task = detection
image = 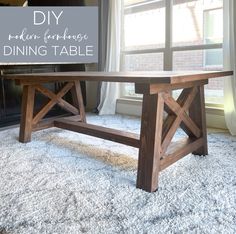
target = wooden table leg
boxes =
[189,85,208,155]
[71,81,86,123]
[18,80,86,143]
[19,85,35,143]
[137,92,164,192]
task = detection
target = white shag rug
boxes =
[0,114,236,234]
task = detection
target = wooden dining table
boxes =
[5,70,233,192]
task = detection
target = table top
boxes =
[4,70,233,84]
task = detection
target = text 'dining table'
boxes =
[5,71,233,192]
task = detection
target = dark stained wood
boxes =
[62,115,83,122]
[18,81,86,142]
[160,138,204,171]
[33,83,76,125]
[137,92,164,192]
[163,89,201,138]
[162,113,176,145]
[58,99,79,116]
[170,72,232,84]
[70,81,86,122]
[135,80,208,94]
[32,115,82,132]
[54,119,140,148]
[161,87,199,156]
[4,70,233,85]
[19,85,35,143]
[32,119,55,132]
[8,70,233,193]
[189,86,208,155]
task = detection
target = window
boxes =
[204,8,223,68]
[121,0,224,105]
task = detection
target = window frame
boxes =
[120,0,224,106]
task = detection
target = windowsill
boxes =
[205,104,224,115]
[116,97,227,130]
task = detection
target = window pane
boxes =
[124,7,165,51]
[204,9,223,44]
[124,83,139,97]
[204,49,223,67]
[123,53,164,71]
[173,49,223,70]
[172,0,223,46]
[205,78,224,104]
[173,49,224,104]
[122,53,163,96]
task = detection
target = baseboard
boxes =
[116,98,227,130]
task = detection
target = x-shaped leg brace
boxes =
[19,81,86,143]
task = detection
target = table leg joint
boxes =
[137,84,208,192]
[19,81,86,143]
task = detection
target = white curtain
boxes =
[97,0,122,115]
[223,0,236,135]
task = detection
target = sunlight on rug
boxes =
[0,115,236,233]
